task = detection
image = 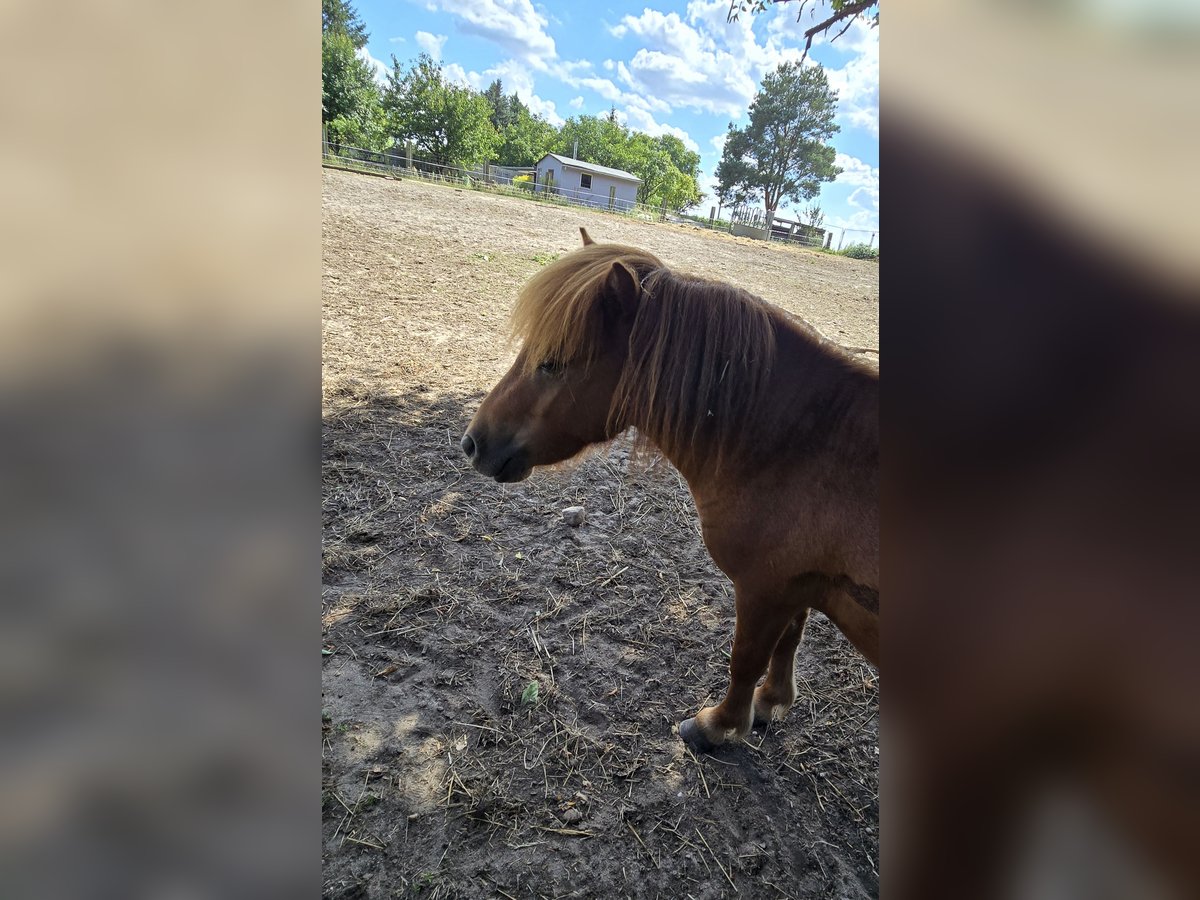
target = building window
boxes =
[580,173,592,189]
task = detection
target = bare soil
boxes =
[322,167,880,899]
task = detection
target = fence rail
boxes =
[321,142,878,251]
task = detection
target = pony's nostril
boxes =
[460,433,476,458]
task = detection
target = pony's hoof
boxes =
[752,701,784,728]
[679,717,719,753]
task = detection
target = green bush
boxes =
[513,174,534,192]
[841,242,878,261]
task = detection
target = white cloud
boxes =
[621,106,700,152]
[569,96,584,109]
[823,20,879,136]
[388,35,407,44]
[588,0,877,138]
[829,152,879,232]
[442,62,472,88]
[464,58,564,126]
[355,46,389,86]
[834,152,878,191]
[709,132,728,154]
[431,0,557,70]
[415,31,448,61]
[566,73,671,116]
[597,0,821,120]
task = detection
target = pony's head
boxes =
[461,228,662,482]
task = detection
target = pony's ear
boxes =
[579,227,594,246]
[603,261,640,318]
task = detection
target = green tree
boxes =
[323,0,369,49]
[715,62,841,218]
[655,133,702,209]
[483,80,508,131]
[322,30,387,150]
[555,115,632,171]
[383,54,501,168]
[496,107,559,166]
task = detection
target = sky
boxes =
[351,0,878,241]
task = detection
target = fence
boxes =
[321,141,878,252]
[321,141,535,186]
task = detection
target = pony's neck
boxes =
[623,314,876,492]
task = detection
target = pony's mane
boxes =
[510,243,664,371]
[611,268,777,473]
[511,243,863,475]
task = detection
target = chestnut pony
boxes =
[462,229,878,751]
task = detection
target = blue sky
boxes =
[352,0,878,239]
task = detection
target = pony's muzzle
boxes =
[461,428,530,482]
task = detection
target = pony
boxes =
[462,228,878,751]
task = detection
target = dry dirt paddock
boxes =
[322,166,880,899]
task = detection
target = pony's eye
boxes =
[537,359,564,375]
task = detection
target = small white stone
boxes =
[561,506,586,527]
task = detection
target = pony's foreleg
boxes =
[753,607,811,726]
[679,587,795,752]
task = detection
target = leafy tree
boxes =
[657,133,700,208]
[627,134,702,210]
[322,30,387,150]
[715,62,841,219]
[659,167,704,212]
[383,54,501,168]
[482,80,509,131]
[482,80,534,135]
[555,115,632,171]
[728,0,878,59]
[495,107,559,166]
[805,203,825,229]
[323,0,369,49]
[506,92,528,123]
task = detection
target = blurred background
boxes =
[0,2,318,897]
[885,2,1199,899]
[0,0,1196,896]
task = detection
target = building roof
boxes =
[538,153,642,184]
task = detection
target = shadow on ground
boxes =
[322,386,879,900]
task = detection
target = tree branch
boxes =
[728,1,878,61]
[798,1,877,61]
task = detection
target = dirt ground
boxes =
[322,167,880,899]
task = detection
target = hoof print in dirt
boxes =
[561,505,586,527]
[678,717,720,753]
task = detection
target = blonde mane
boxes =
[510,243,664,371]
[511,243,788,473]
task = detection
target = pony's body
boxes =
[464,230,878,750]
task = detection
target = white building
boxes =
[533,153,642,211]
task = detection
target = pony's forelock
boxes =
[509,243,663,372]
